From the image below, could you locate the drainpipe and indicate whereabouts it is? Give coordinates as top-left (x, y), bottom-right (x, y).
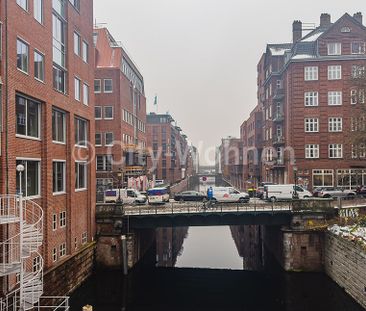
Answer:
top-left (4, 0), bottom-right (9, 194)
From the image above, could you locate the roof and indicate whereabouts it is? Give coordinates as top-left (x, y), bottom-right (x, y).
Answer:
top-left (268, 44), bottom-right (293, 56)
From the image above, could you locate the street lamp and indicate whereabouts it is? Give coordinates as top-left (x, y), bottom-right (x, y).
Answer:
top-left (117, 169), bottom-right (123, 203)
top-left (293, 166), bottom-right (299, 199)
top-left (16, 164), bottom-right (25, 196)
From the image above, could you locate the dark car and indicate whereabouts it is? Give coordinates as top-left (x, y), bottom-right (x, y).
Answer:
top-left (356, 186), bottom-right (366, 197)
top-left (174, 191), bottom-right (208, 202)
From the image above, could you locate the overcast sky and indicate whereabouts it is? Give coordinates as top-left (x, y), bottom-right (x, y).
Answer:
top-left (94, 0), bottom-right (365, 164)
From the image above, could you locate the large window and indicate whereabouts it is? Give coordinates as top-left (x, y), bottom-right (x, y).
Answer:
top-left (329, 144), bottom-right (343, 158)
top-left (305, 144), bottom-right (319, 159)
top-left (105, 132), bottom-right (114, 146)
top-left (327, 43), bottom-right (341, 55)
top-left (53, 66), bottom-right (66, 93)
top-left (104, 106), bottom-right (113, 119)
top-left (96, 155), bottom-right (113, 171)
top-left (17, 39), bottom-right (29, 73)
top-left (351, 42), bottom-right (366, 55)
top-left (52, 7), bottom-right (66, 93)
top-left (16, 159), bottom-right (40, 197)
top-left (328, 117), bottom-right (342, 132)
top-left (53, 161), bottom-right (65, 193)
top-left (304, 67), bottom-right (318, 81)
top-left (16, 0), bottom-right (28, 11)
top-left (74, 32), bottom-right (81, 56)
top-left (313, 169), bottom-right (334, 187)
top-left (16, 95), bottom-right (40, 139)
top-left (34, 0), bottom-right (43, 24)
top-left (74, 118), bottom-right (87, 146)
top-left (52, 109), bottom-right (66, 143)
top-left (74, 77), bottom-right (81, 101)
top-left (304, 118), bottom-right (319, 132)
top-left (104, 79), bottom-right (113, 93)
top-left (34, 50), bottom-right (44, 82)
top-left (328, 91), bottom-right (342, 105)
top-left (304, 92), bottom-right (319, 106)
top-left (75, 162), bottom-right (87, 190)
top-left (328, 65), bottom-right (341, 80)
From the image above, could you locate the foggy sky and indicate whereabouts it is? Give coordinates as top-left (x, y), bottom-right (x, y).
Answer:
top-left (93, 0), bottom-right (365, 164)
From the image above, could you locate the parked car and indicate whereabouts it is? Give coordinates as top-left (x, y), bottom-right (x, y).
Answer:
top-left (265, 184), bottom-right (312, 202)
top-left (104, 188), bottom-right (147, 204)
top-left (147, 187), bottom-right (170, 204)
top-left (211, 187), bottom-right (250, 203)
top-left (256, 187), bottom-right (265, 199)
top-left (356, 186), bottom-right (366, 197)
top-left (316, 187), bottom-right (356, 199)
top-left (174, 191), bottom-right (207, 202)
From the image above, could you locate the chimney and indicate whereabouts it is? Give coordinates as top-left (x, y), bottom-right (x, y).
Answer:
top-left (292, 20), bottom-right (302, 43)
top-left (354, 12), bottom-right (363, 25)
top-left (320, 13), bottom-right (331, 27)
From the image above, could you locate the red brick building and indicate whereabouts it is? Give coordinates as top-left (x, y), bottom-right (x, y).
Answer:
top-left (241, 12), bottom-right (366, 190)
top-left (0, 0), bottom-right (95, 271)
top-left (93, 27), bottom-right (147, 195)
top-left (146, 113), bottom-right (191, 185)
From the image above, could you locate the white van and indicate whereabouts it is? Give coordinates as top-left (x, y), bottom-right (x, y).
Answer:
top-left (211, 187), bottom-right (250, 203)
top-left (104, 189), bottom-right (147, 204)
top-left (265, 184), bottom-right (312, 202)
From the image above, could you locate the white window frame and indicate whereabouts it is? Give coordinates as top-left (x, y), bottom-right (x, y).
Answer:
top-left (16, 0), bottom-right (28, 11)
top-left (53, 160), bottom-right (66, 195)
top-left (304, 118), bottom-right (319, 132)
top-left (304, 67), bottom-right (318, 81)
top-left (52, 248), bottom-right (57, 262)
top-left (94, 79), bottom-right (101, 93)
top-left (52, 108), bottom-right (66, 144)
top-left (95, 106), bottom-right (102, 120)
top-left (327, 43), bottom-right (341, 56)
top-left (34, 0), bottom-right (43, 24)
top-left (74, 31), bottom-right (81, 56)
top-left (103, 106), bottom-right (114, 120)
top-left (82, 40), bottom-right (89, 63)
top-left (75, 161), bottom-right (87, 191)
top-left (328, 65), bottom-right (342, 80)
top-left (82, 232), bottom-right (87, 244)
top-left (105, 132), bottom-right (114, 146)
top-left (33, 256), bottom-right (41, 273)
top-left (305, 144), bottom-right (319, 159)
top-left (59, 211), bottom-right (66, 228)
top-left (17, 38), bottom-right (29, 74)
top-left (34, 50), bottom-right (45, 82)
top-left (304, 92), bottom-right (319, 106)
top-left (329, 144), bottom-right (343, 159)
top-left (328, 91), bottom-right (342, 106)
top-left (74, 117), bottom-right (87, 147)
top-left (103, 79), bottom-right (113, 93)
top-left (83, 83), bottom-right (89, 106)
top-left (59, 243), bottom-right (66, 258)
top-left (328, 117), bottom-right (342, 132)
top-left (52, 213), bottom-right (57, 231)
top-left (74, 77), bottom-right (81, 101)
top-left (95, 133), bottom-right (102, 146)
top-left (351, 42), bottom-right (366, 55)
top-left (16, 95), bottom-right (41, 140)
top-left (16, 158), bottom-right (41, 198)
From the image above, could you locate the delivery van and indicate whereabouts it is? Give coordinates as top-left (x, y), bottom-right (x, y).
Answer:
top-left (147, 187), bottom-right (170, 204)
top-left (265, 184), bottom-right (312, 202)
top-left (211, 187), bottom-right (250, 203)
top-left (104, 189), bottom-right (147, 204)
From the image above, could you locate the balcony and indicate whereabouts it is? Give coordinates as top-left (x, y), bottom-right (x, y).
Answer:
top-left (273, 113), bottom-right (284, 123)
top-left (273, 88), bottom-right (285, 100)
top-left (273, 136), bottom-right (285, 145)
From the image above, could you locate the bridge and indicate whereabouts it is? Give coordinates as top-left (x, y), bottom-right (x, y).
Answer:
top-left (96, 199), bottom-right (336, 229)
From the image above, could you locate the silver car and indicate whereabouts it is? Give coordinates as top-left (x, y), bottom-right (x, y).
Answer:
top-left (317, 187), bottom-right (356, 199)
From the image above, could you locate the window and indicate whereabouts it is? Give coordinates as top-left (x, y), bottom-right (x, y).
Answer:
top-left (105, 132), bottom-right (114, 146)
top-left (34, 50), bottom-right (44, 82)
top-left (327, 43), bottom-right (341, 55)
top-left (96, 155), bottom-right (113, 171)
top-left (95, 106), bottom-right (102, 120)
top-left (53, 161), bottom-right (65, 193)
top-left (352, 144), bottom-right (366, 159)
top-left (53, 0), bottom-right (66, 17)
top-left (305, 118), bottom-right (319, 132)
top-left (82, 41), bottom-right (88, 63)
top-left (74, 32), bottom-right (81, 56)
top-left (328, 117), bottom-right (342, 132)
top-left (34, 0), bottom-right (43, 23)
top-left (329, 144), bottom-right (343, 158)
top-left (83, 83), bottom-right (89, 106)
top-left (59, 243), bottom-right (66, 258)
top-left (16, 0), bottom-right (28, 10)
top-left (52, 248), bottom-right (57, 262)
top-left (304, 92), bottom-right (319, 106)
top-left (74, 118), bottom-right (87, 146)
top-left (104, 106), bottom-right (113, 119)
top-left (59, 211), bottom-right (66, 228)
top-left (17, 39), bottom-right (29, 73)
top-left (304, 67), bottom-right (318, 81)
top-left (351, 42), bottom-right (366, 55)
top-left (69, 0), bottom-right (80, 11)
top-left (351, 89), bottom-right (358, 104)
top-left (104, 79), bottom-right (113, 93)
top-left (16, 95), bottom-right (40, 139)
top-left (328, 92), bottom-right (342, 105)
top-left (33, 256), bottom-right (41, 273)
top-left (52, 109), bottom-right (66, 143)
top-left (82, 232), bottom-right (87, 245)
top-left (351, 65), bottom-right (365, 79)
top-left (52, 214), bottom-right (57, 231)
top-left (53, 11), bottom-right (66, 93)
top-left (75, 162), bottom-right (87, 190)
top-left (74, 77), bottom-right (81, 101)
top-left (53, 66), bottom-right (66, 93)
top-left (305, 144), bottom-right (319, 159)
top-left (328, 65), bottom-right (341, 80)
top-left (94, 79), bottom-right (101, 93)
top-left (95, 133), bottom-right (102, 146)
top-left (16, 159), bottom-right (40, 197)
top-left (351, 89), bottom-right (365, 104)
top-left (313, 169), bottom-right (334, 187)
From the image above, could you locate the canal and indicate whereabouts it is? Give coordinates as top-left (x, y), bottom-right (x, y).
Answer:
top-left (70, 224), bottom-right (364, 310)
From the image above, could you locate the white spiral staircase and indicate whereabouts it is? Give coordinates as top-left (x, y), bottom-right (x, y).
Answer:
top-left (0, 195), bottom-right (69, 310)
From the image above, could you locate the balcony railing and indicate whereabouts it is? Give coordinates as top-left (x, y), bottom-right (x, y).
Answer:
top-left (273, 88), bottom-right (285, 100)
top-left (273, 113), bottom-right (284, 122)
top-left (273, 136), bottom-right (285, 145)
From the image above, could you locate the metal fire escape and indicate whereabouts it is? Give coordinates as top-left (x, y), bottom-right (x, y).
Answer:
top-left (0, 192), bottom-right (70, 310)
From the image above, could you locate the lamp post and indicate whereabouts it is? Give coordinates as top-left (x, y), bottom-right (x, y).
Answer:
top-left (117, 169), bottom-right (123, 203)
top-left (293, 166), bottom-right (299, 199)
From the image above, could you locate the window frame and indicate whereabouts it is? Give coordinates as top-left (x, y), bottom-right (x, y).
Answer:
top-left (304, 66), bottom-right (318, 81)
top-left (73, 31), bottom-right (81, 56)
top-left (305, 144), bottom-right (319, 159)
top-left (53, 160), bottom-right (66, 195)
top-left (105, 132), bottom-right (114, 146)
top-left (17, 38), bottom-right (29, 74)
top-left (351, 42), bottom-right (366, 55)
top-left (75, 161), bottom-right (87, 191)
top-left (52, 108), bottom-right (66, 144)
top-left (59, 211), bottom-right (66, 228)
top-left (328, 65), bottom-right (342, 80)
top-left (74, 76), bottom-right (81, 101)
top-left (82, 40), bottom-right (89, 63)
top-left (328, 91), bottom-right (342, 106)
top-left (95, 106), bottom-right (102, 120)
top-left (304, 92), bottom-right (319, 107)
top-left (329, 144), bottom-right (343, 159)
top-left (16, 0), bottom-right (28, 11)
top-left (34, 49), bottom-right (45, 82)
top-left (103, 79), bottom-right (113, 93)
top-left (83, 83), bottom-right (89, 106)
top-left (328, 117), bottom-right (343, 132)
top-left (95, 133), bottom-right (102, 146)
top-left (94, 79), bottom-right (101, 93)
top-left (103, 106), bottom-right (114, 120)
top-left (33, 0), bottom-right (44, 24)
top-left (327, 42), bottom-right (342, 56)
top-left (304, 118), bottom-right (319, 133)
top-left (16, 158), bottom-right (41, 198)
top-left (16, 95), bottom-right (41, 140)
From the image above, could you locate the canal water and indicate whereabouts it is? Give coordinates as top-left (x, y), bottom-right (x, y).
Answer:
top-left (70, 224), bottom-right (364, 311)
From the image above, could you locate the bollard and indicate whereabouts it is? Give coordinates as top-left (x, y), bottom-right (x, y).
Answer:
top-left (82, 305), bottom-right (93, 311)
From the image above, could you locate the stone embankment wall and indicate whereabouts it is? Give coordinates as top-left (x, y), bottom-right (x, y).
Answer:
top-left (325, 233), bottom-right (366, 309)
top-left (43, 242), bottom-right (96, 296)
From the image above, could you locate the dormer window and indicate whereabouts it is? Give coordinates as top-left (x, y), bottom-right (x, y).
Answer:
top-left (351, 42), bottom-right (366, 55)
top-left (341, 27), bottom-right (351, 33)
top-left (327, 43), bottom-right (341, 56)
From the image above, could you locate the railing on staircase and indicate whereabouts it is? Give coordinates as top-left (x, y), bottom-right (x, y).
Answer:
top-left (0, 195), bottom-right (69, 311)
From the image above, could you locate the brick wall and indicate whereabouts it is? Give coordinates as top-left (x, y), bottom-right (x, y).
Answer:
top-left (325, 233), bottom-right (366, 309)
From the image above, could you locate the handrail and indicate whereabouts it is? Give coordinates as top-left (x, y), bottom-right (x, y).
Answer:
top-left (0, 195), bottom-right (20, 220)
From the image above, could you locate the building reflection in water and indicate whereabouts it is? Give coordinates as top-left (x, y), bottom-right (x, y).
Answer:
top-left (156, 227), bottom-right (189, 267)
